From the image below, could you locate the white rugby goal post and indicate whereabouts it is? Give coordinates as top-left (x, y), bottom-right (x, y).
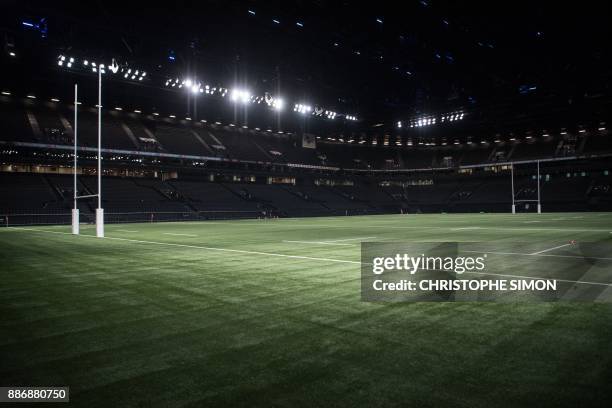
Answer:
top-left (511, 160), bottom-right (542, 214)
top-left (72, 69), bottom-right (104, 237)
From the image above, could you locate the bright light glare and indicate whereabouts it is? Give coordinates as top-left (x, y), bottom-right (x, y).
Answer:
top-left (273, 98), bottom-right (284, 111)
top-left (230, 89), bottom-right (251, 104)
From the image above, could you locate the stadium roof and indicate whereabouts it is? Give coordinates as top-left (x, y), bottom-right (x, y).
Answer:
top-left (2, 0), bottom-right (611, 134)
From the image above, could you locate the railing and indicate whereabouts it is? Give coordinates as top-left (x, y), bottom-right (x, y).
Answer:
top-left (0, 210), bottom-right (266, 226)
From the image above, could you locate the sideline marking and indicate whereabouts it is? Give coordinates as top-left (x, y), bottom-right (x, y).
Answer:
top-left (7, 227), bottom-right (360, 265)
top-left (4, 227), bottom-right (612, 288)
top-left (282, 240), bottom-right (354, 246)
top-left (163, 233), bottom-right (198, 237)
top-left (325, 236), bottom-right (376, 242)
top-left (463, 250), bottom-right (612, 261)
top-left (530, 243), bottom-right (572, 255)
top-left (114, 229), bottom-right (139, 233)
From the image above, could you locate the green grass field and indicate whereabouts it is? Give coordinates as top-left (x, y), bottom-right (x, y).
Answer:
top-left (2, 213), bottom-right (612, 407)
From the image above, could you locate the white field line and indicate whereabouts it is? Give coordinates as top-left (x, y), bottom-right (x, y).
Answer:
top-left (324, 236), bottom-right (377, 242)
top-left (175, 222), bottom-right (226, 225)
top-left (462, 250), bottom-right (612, 261)
top-left (530, 243), bottom-right (572, 255)
top-left (282, 240), bottom-right (354, 246)
top-left (523, 221), bottom-right (541, 223)
top-left (451, 227), bottom-right (482, 231)
top-left (7, 227), bottom-right (360, 265)
top-left (6, 227), bottom-right (612, 288)
top-left (366, 225), bottom-right (612, 233)
top-left (114, 229), bottom-right (139, 233)
top-left (162, 233), bottom-right (198, 237)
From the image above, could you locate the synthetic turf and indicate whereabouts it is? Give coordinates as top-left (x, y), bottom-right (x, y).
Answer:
top-left (1, 213), bottom-right (612, 407)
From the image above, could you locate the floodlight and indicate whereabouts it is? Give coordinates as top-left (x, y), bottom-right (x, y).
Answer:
top-left (230, 89), bottom-right (251, 104)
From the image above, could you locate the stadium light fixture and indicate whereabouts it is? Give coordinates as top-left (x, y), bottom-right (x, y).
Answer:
top-left (294, 103), bottom-right (312, 114)
top-left (272, 98), bottom-right (284, 111)
top-left (1, 91), bottom-right (11, 96)
top-left (51, 98), bottom-right (60, 102)
top-left (325, 110), bottom-right (337, 120)
top-left (9, 51), bottom-right (16, 57)
top-left (26, 95), bottom-right (36, 99)
top-left (230, 89), bottom-right (251, 104)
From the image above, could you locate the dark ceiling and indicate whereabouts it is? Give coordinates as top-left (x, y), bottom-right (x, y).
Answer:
top-left (1, 0), bottom-right (611, 136)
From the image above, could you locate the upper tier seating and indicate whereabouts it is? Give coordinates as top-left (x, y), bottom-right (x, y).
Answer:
top-left (1, 100), bottom-right (609, 171)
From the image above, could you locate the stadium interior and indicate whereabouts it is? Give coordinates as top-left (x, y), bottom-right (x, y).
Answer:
top-left (1, 1), bottom-right (612, 407)
top-left (1, 2), bottom-right (611, 224)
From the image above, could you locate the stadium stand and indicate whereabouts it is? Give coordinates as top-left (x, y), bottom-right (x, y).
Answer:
top-left (1, 96), bottom-right (611, 224)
